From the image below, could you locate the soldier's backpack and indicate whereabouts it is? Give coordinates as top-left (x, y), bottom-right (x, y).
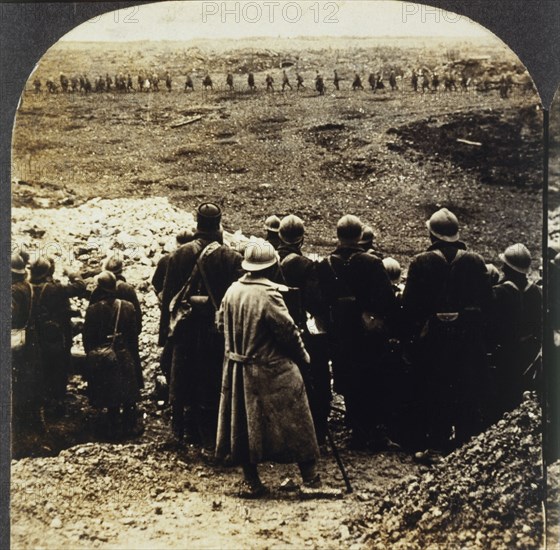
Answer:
top-left (325, 252), bottom-right (387, 336)
top-left (168, 242), bottom-right (220, 338)
top-left (36, 283), bottom-right (65, 353)
top-left (87, 299), bottom-right (122, 371)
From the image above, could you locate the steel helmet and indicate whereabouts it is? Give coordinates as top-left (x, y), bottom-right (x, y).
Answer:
top-left (279, 215), bottom-right (304, 244)
top-left (359, 225), bottom-right (375, 247)
top-left (103, 255), bottom-right (123, 275)
top-left (382, 257), bottom-right (401, 282)
top-left (96, 270), bottom-right (117, 292)
top-left (337, 215), bottom-right (363, 242)
top-left (11, 254), bottom-right (26, 275)
top-left (264, 215), bottom-right (281, 233)
top-left (500, 243), bottom-right (532, 274)
top-left (426, 208), bottom-right (459, 242)
top-left (30, 257), bottom-right (51, 282)
top-left (242, 239), bottom-right (278, 272)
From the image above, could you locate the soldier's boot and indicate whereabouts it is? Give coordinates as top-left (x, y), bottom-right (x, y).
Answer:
top-left (184, 407), bottom-right (201, 445)
top-left (299, 459), bottom-right (321, 488)
top-left (122, 403), bottom-right (144, 438)
top-left (106, 407), bottom-right (121, 440)
top-left (197, 407), bottom-right (217, 451)
top-left (239, 464), bottom-right (269, 498)
top-left (171, 404), bottom-right (185, 441)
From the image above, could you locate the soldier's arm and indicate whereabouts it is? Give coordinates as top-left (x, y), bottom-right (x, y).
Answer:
top-left (266, 289), bottom-right (310, 365)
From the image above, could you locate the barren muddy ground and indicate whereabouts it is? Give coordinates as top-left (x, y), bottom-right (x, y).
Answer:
top-left (10, 38), bottom-right (554, 549)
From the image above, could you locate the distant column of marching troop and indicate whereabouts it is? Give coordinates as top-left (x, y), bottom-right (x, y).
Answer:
top-left (12, 202), bottom-right (544, 492)
top-left (31, 67), bottom-right (523, 98)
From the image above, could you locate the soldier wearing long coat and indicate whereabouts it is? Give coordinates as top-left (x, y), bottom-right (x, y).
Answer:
top-left (277, 215), bottom-right (331, 444)
top-left (216, 241), bottom-right (320, 497)
top-left (90, 256), bottom-right (142, 335)
top-left (402, 208), bottom-right (492, 453)
top-left (316, 215), bottom-right (397, 449)
top-left (28, 258), bottom-right (87, 409)
top-left (11, 254), bottom-right (40, 427)
top-left (160, 203), bottom-right (243, 448)
top-left (487, 244), bottom-right (542, 423)
top-left (83, 272), bottom-right (143, 437)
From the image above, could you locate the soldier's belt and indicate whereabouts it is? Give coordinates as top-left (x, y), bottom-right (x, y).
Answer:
top-left (435, 312), bottom-right (459, 322)
top-left (227, 351), bottom-right (257, 364)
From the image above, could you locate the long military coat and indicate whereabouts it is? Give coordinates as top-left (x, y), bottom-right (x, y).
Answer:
top-left (215, 275), bottom-right (319, 465)
top-left (83, 294), bottom-right (143, 408)
top-left (160, 235), bottom-right (243, 412)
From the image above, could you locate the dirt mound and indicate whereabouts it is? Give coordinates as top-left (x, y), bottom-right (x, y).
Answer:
top-left (388, 107), bottom-right (542, 188)
top-left (354, 395), bottom-right (543, 549)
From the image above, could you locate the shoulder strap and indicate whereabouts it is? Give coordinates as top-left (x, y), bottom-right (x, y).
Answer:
top-left (111, 299), bottom-right (122, 348)
top-left (502, 280), bottom-right (520, 291)
top-left (196, 242), bottom-right (221, 309)
top-left (24, 282), bottom-right (34, 328)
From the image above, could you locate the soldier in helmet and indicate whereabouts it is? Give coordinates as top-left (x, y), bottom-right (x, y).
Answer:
top-left (153, 229), bottom-right (195, 390)
top-left (282, 69), bottom-right (292, 91)
top-left (11, 253), bottom-right (39, 428)
top-left (402, 208), bottom-right (492, 459)
top-left (165, 71), bottom-right (172, 92)
top-left (247, 72), bottom-right (256, 91)
top-left (316, 215), bottom-right (397, 450)
top-left (226, 73), bottom-right (234, 91)
top-left (90, 256), bottom-right (142, 335)
top-left (315, 72), bottom-right (325, 96)
top-left (352, 73), bottom-right (364, 91)
top-left (296, 72), bottom-right (305, 91)
top-left (411, 69), bottom-right (418, 93)
top-left (486, 244), bottom-right (542, 424)
top-left (160, 203), bottom-right (243, 449)
top-left (33, 77), bottom-right (42, 93)
top-left (277, 215), bottom-right (331, 444)
top-left (216, 240), bottom-right (320, 497)
top-left (389, 70), bottom-right (398, 91)
top-left (25, 257), bottom-right (87, 417)
top-left (263, 215), bottom-right (281, 250)
top-left (359, 225), bottom-right (383, 259)
top-left (185, 74), bottom-right (194, 92)
top-left (83, 271), bottom-right (143, 438)
top-left (333, 70), bottom-right (340, 91)
top-left (203, 74), bottom-right (213, 90)
top-left (265, 74), bottom-right (274, 92)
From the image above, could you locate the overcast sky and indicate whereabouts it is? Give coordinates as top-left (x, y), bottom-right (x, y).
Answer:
top-left (61, 0), bottom-right (492, 42)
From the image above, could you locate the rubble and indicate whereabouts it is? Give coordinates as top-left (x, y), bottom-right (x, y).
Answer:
top-left (356, 395), bottom-right (544, 549)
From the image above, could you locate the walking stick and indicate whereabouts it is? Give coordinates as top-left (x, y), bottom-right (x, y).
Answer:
top-left (326, 426), bottom-right (353, 494)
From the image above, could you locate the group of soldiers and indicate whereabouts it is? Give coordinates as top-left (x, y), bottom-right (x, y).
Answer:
top-left (34, 71), bottom-right (174, 94)
top-left (154, 204), bottom-right (541, 464)
top-left (11, 204), bottom-right (542, 471)
top-left (11, 252), bottom-right (144, 438)
top-left (31, 67), bottom-right (516, 98)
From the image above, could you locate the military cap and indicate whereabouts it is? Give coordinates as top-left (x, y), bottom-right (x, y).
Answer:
top-left (242, 239), bottom-right (278, 272)
top-left (197, 203), bottom-right (222, 232)
top-left (426, 208), bottom-right (459, 242)
top-left (264, 215), bottom-right (281, 233)
top-left (96, 270), bottom-right (117, 292)
top-left (279, 215), bottom-right (304, 244)
top-left (11, 254), bottom-right (26, 275)
top-left (30, 257), bottom-right (51, 282)
top-left (500, 243), bottom-right (532, 274)
top-left (337, 215), bottom-right (363, 242)
top-left (103, 255), bottom-right (123, 275)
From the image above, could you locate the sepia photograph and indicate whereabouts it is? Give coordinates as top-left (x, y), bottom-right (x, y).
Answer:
top-left (8, 1), bottom-right (550, 547)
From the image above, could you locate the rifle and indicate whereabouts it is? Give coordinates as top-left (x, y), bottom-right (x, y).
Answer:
top-left (326, 426), bottom-right (353, 494)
